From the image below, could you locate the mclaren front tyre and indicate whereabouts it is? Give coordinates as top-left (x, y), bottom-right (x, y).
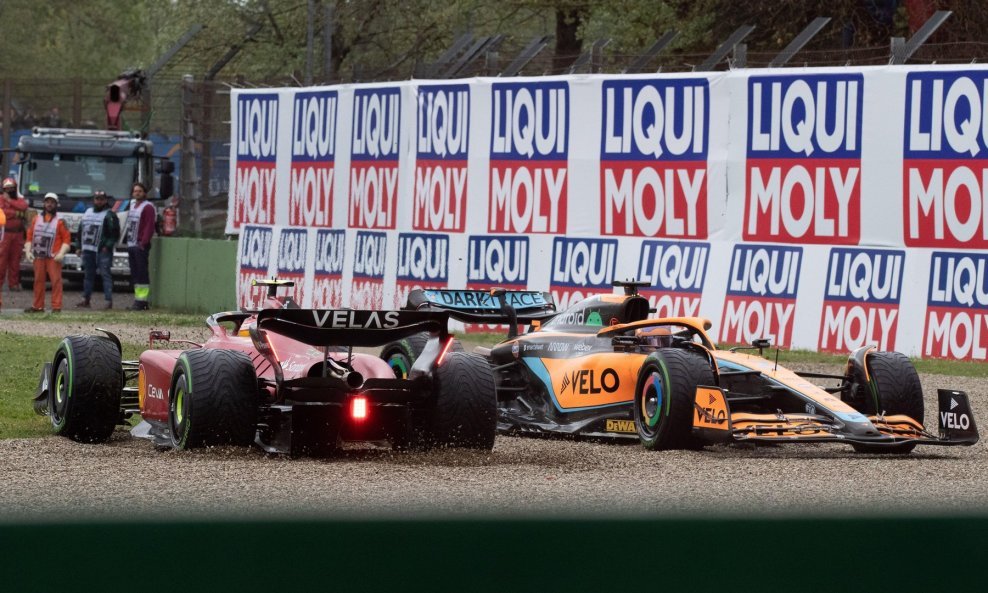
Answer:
top-left (852, 351), bottom-right (924, 455)
top-left (634, 348), bottom-right (714, 451)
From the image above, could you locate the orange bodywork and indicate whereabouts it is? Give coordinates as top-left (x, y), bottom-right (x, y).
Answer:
top-left (541, 353), bottom-right (646, 409)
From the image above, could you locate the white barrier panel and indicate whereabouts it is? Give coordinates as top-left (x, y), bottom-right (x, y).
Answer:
top-left (230, 66), bottom-right (988, 361)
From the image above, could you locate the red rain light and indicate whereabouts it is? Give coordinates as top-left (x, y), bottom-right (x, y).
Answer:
top-left (436, 337), bottom-right (455, 366)
top-left (351, 396), bottom-right (368, 421)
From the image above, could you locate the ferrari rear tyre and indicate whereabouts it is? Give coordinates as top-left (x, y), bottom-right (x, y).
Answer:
top-left (421, 352), bottom-right (497, 450)
top-left (382, 332), bottom-right (463, 379)
top-left (49, 335), bottom-right (123, 443)
top-left (634, 348), bottom-right (714, 451)
top-left (852, 351), bottom-right (924, 455)
top-left (169, 349), bottom-right (258, 450)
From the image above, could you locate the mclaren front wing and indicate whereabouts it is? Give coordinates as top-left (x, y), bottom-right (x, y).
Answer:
top-left (692, 387), bottom-right (980, 449)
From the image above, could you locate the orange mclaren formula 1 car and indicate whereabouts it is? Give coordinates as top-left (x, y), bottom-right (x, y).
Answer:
top-left (383, 281), bottom-right (979, 453)
top-left (32, 280), bottom-right (496, 456)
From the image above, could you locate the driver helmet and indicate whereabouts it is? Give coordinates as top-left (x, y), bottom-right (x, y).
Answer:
top-left (636, 326), bottom-right (673, 348)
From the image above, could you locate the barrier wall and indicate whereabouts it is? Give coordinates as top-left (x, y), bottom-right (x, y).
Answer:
top-left (229, 65), bottom-right (988, 360)
top-left (151, 237), bottom-right (237, 312)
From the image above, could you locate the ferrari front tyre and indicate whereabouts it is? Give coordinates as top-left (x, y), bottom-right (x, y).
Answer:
top-left (852, 351), bottom-right (924, 455)
top-left (169, 349), bottom-right (258, 450)
top-left (422, 352), bottom-right (497, 450)
top-left (49, 335), bottom-right (123, 443)
top-left (633, 348), bottom-right (713, 451)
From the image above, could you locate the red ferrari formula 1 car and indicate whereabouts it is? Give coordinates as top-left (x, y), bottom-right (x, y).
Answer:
top-left (33, 280), bottom-right (496, 455)
top-left (385, 282), bottom-right (979, 454)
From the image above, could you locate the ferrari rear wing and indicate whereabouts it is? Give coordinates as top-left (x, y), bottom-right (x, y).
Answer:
top-left (254, 309), bottom-right (450, 348)
top-left (403, 288), bottom-right (558, 324)
top-left (692, 386), bottom-right (979, 448)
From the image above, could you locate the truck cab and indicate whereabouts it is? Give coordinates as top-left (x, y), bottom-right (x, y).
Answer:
top-left (16, 127), bottom-right (173, 282)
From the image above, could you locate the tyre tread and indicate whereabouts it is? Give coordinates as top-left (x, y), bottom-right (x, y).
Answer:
top-left (53, 335), bottom-right (123, 443)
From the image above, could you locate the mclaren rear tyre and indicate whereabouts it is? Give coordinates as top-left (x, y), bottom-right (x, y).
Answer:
top-left (169, 349), bottom-right (259, 450)
top-left (382, 332), bottom-right (430, 379)
top-left (49, 335), bottom-right (124, 443)
top-left (421, 352), bottom-right (497, 450)
top-left (852, 351), bottom-right (924, 455)
top-left (634, 348), bottom-right (714, 451)
top-left (382, 332), bottom-right (463, 379)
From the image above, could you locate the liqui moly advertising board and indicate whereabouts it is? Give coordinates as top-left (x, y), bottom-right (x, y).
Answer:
top-left (237, 225), bottom-right (273, 309)
top-left (232, 94), bottom-right (279, 228)
top-left (924, 251), bottom-right (988, 360)
top-left (465, 235), bottom-right (529, 332)
top-left (818, 248), bottom-right (905, 353)
top-left (721, 244), bottom-right (802, 347)
top-left (290, 90), bottom-right (338, 227)
top-left (745, 74), bottom-right (863, 244)
top-left (904, 71), bottom-right (988, 249)
top-left (550, 237), bottom-right (617, 310)
top-left (311, 229), bottom-right (345, 308)
top-left (351, 230), bottom-right (387, 309)
top-left (600, 78), bottom-right (709, 238)
top-left (349, 87), bottom-right (401, 230)
top-left (489, 81), bottom-right (569, 234)
top-left (395, 232), bottom-right (449, 308)
top-left (636, 240), bottom-right (709, 317)
top-left (275, 228), bottom-right (307, 305)
top-left (415, 84), bottom-right (470, 233)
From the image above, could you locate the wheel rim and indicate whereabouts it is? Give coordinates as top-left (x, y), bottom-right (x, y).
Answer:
top-left (175, 387), bottom-right (185, 424)
top-left (52, 358), bottom-right (69, 422)
top-left (639, 371), bottom-right (664, 437)
top-left (170, 375), bottom-right (189, 443)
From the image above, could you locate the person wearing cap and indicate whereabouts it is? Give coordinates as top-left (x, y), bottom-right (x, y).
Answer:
top-left (0, 177), bottom-right (29, 295)
top-left (24, 192), bottom-right (71, 313)
top-left (123, 182), bottom-right (156, 310)
top-left (77, 190), bottom-right (120, 309)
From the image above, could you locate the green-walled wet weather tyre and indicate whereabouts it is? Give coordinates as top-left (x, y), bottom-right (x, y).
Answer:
top-left (169, 349), bottom-right (259, 450)
top-left (49, 335), bottom-right (123, 443)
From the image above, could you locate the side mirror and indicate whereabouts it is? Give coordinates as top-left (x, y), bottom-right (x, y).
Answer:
top-left (156, 160), bottom-right (175, 174)
top-left (149, 330), bottom-right (171, 348)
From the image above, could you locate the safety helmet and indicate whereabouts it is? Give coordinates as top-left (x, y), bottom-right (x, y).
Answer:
top-left (2, 177), bottom-right (15, 189)
top-left (44, 192), bottom-right (59, 206)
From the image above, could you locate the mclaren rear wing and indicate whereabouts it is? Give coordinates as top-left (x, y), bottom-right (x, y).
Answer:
top-left (402, 288), bottom-right (558, 324)
top-left (692, 386), bottom-right (979, 448)
top-left (254, 309), bottom-right (451, 348)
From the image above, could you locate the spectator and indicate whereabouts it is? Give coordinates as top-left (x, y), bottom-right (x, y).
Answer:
top-left (123, 182), bottom-right (156, 310)
top-left (76, 190), bottom-right (120, 309)
top-left (46, 106), bottom-right (63, 128)
top-left (0, 178), bottom-right (29, 295)
top-left (24, 193), bottom-right (70, 313)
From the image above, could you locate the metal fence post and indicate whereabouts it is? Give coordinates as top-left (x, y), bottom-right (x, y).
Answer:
top-left (2, 80), bottom-right (11, 174)
top-left (181, 74), bottom-right (201, 238)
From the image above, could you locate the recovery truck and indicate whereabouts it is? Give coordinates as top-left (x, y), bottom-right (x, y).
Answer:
top-left (16, 71), bottom-right (175, 284)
